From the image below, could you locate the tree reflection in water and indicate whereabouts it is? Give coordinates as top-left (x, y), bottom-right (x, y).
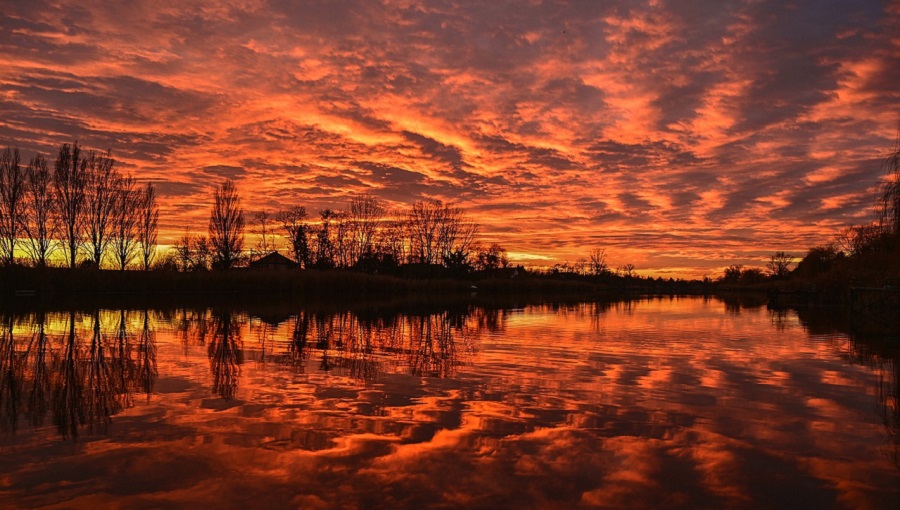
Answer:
top-left (261, 308), bottom-right (481, 380)
top-left (138, 310), bottom-right (157, 396)
top-left (126, 306), bottom-right (486, 406)
top-left (0, 310), bottom-right (157, 439)
top-left (52, 312), bottom-right (84, 438)
top-left (0, 298), bottom-right (896, 509)
top-left (27, 313), bottom-right (51, 428)
top-left (208, 310), bottom-right (242, 400)
top-left (0, 301), bottom-right (673, 440)
top-left (191, 307), bottom-right (483, 395)
top-left (794, 306), bottom-right (900, 468)
top-left (846, 337), bottom-right (899, 468)
top-left (0, 299), bottom-right (895, 465)
top-left (0, 315), bottom-right (22, 434)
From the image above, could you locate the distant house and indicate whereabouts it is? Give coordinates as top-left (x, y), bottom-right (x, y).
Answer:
top-left (248, 252), bottom-right (298, 270)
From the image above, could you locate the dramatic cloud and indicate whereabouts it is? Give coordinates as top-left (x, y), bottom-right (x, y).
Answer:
top-left (2, 0), bottom-right (898, 276)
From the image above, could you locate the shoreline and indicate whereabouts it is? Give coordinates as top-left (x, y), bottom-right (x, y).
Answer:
top-left (1, 265), bottom-right (716, 311)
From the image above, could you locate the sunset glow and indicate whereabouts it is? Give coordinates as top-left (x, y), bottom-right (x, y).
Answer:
top-left (2, 0), bottom-right (899, 277)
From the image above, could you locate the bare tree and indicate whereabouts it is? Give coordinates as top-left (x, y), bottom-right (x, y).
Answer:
top-left (574, 258), bottom-right (588, 275)
top-left (208, 179), bottom-right (244, 269)
top-left (589, 248), bottom-right (608, 276)
top-left (276, 206), bottom-right (310, 267)
top-left (766, 251), bottom-right (793, 279)
top-left (332, 210), bottom-right (351, 267)
top-left (377, 216), bottom-right (408, 265)
top-left (475, 243), bottom-right (508, 271)
top-left (252, 209), bottom-right (274, 260)
top-left (878, 121), bottom-right (900, 235)
top-left (313, 209), bottom-right (337, 268)
top-left (438, 206), bottom-right (478, 266)
top-left (407, 200), bottom-right (478, 266)
top-left (195, 236), bottom-right (211, 270)
top-left (348, 194), bottom-right (385, 264)
top-left (21, 154), bottom-right (57, 267)
top-left (110, 175), bottom-right (141, 270)
top-left (138, 183), bottom-right (159, 270)
top-left (83, 149), bottom-right (119, 267)
top-left (173, 232), bottom-right (211, 271)
top-left (836, 224), bottom-right (885, 255)
top-left (620, 263), bottom-right (637, 278)
top-left (407, 200), bottom-right (441, 264)
top-left (0, 147), bottom-right (25, 265)
top-left (53, 142), bottom-right (88, 268)
top-left (172, 233), bottom-right (193, 271)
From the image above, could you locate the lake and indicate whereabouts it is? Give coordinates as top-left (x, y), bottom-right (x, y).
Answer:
top-left (1, 296), bottom-right (897, 509)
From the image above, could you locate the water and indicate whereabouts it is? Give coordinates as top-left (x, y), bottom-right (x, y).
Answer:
top-left (1, 297), bottom-right (897, 509)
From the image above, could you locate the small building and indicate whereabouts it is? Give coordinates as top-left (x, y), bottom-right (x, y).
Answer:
top-left (248, 252), bottom-right (298, 270)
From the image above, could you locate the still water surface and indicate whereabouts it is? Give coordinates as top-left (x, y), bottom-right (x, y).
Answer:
top-left (1, 297), bottom-right (898, 509)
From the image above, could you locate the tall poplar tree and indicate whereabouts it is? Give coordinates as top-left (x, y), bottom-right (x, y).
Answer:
top-left (208, 179), bottom-right (244, 269)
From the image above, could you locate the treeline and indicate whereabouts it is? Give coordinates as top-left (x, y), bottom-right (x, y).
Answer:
top-left (174, 180), bottom-right (487, 273)
top-left (180, 184), bottom-right (641, 279)
top-left (2, 141), bottom-right (630, 279)
top-left (719, 126), bottom-right (900, 288)
top-left (0, 143), bottom-right (159, 270)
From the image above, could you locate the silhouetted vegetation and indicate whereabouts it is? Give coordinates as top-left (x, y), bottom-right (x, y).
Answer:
top-left (791, 306), bottom-right (900, 466)
top-left (1, 142), bottom-right (159, 271)
top-left (2, 141), bottom-right (717, 301)
top-left (5, 128), bottom-right (895, 305)
top-left (208, 179), bottom-right (245, 270)
top-left (784, 127), bottom-right (900, 293)
top-left (716, 124), bottom-right (900, 303)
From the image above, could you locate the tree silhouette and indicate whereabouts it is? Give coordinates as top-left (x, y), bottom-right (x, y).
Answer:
top-left (878, 122), bottom-right (900, 235)
top-left (348, 193), bottom-right (385, 264)
top-left (208, 179), bottom-right (245, 270)
top-left (437, 204), bottom-right (477, 265)
top-left (277, 205), bottom-right (310, 267)
top-left (252, 209), bottom-right (274, 259)
top-left (174, 232), bottom-right (211, 271)
top-left (407, 200), bottom-right (442, 265)
top-left (721, 264), bottom-right (744, 283)
top-left (475, 243), bottom-right (508, 271)
top-left (138, 183), bottom-right (159, 270)
top-left (766, 251), bottom-right (793, 279)
top-left (110, 175), bottom-right (141, 270)
top-left (84, 150), bottom-right (119, 267)
top-left (314, 208), bottom-right (337, 268)
top-left (53, 143), bottom-right (88, 269)
top-left (331, 209), bottom-right (351, 267)
top-left (589, 248), bottom-right (608, 276)
top-left (378, 217), bottom-right (408, 265)
top-left (795, 244), bottom-right (843, 278)
top-left (0, 147), bottom-right (25, 265)
top-left (21, 154), bottom-right (57, 267)
top-left (407, 200), bottom-right (477, 265)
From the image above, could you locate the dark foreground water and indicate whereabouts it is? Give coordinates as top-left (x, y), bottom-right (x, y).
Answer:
top-left (0, 297), bottom-right (897, 509)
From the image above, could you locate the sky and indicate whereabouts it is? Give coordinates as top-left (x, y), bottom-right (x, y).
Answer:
top-left (2, 0), bottom-right (899, 278)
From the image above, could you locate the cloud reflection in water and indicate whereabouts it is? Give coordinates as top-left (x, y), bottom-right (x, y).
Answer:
top-left (0, 298), bottom-right (897, 508)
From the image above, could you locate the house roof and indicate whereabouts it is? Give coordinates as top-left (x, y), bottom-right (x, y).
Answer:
top-left (249, 252), bottom-right (297, 267)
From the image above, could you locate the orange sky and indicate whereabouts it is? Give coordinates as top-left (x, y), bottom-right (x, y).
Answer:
top-left (2, 0), bottom-right (899, 278)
